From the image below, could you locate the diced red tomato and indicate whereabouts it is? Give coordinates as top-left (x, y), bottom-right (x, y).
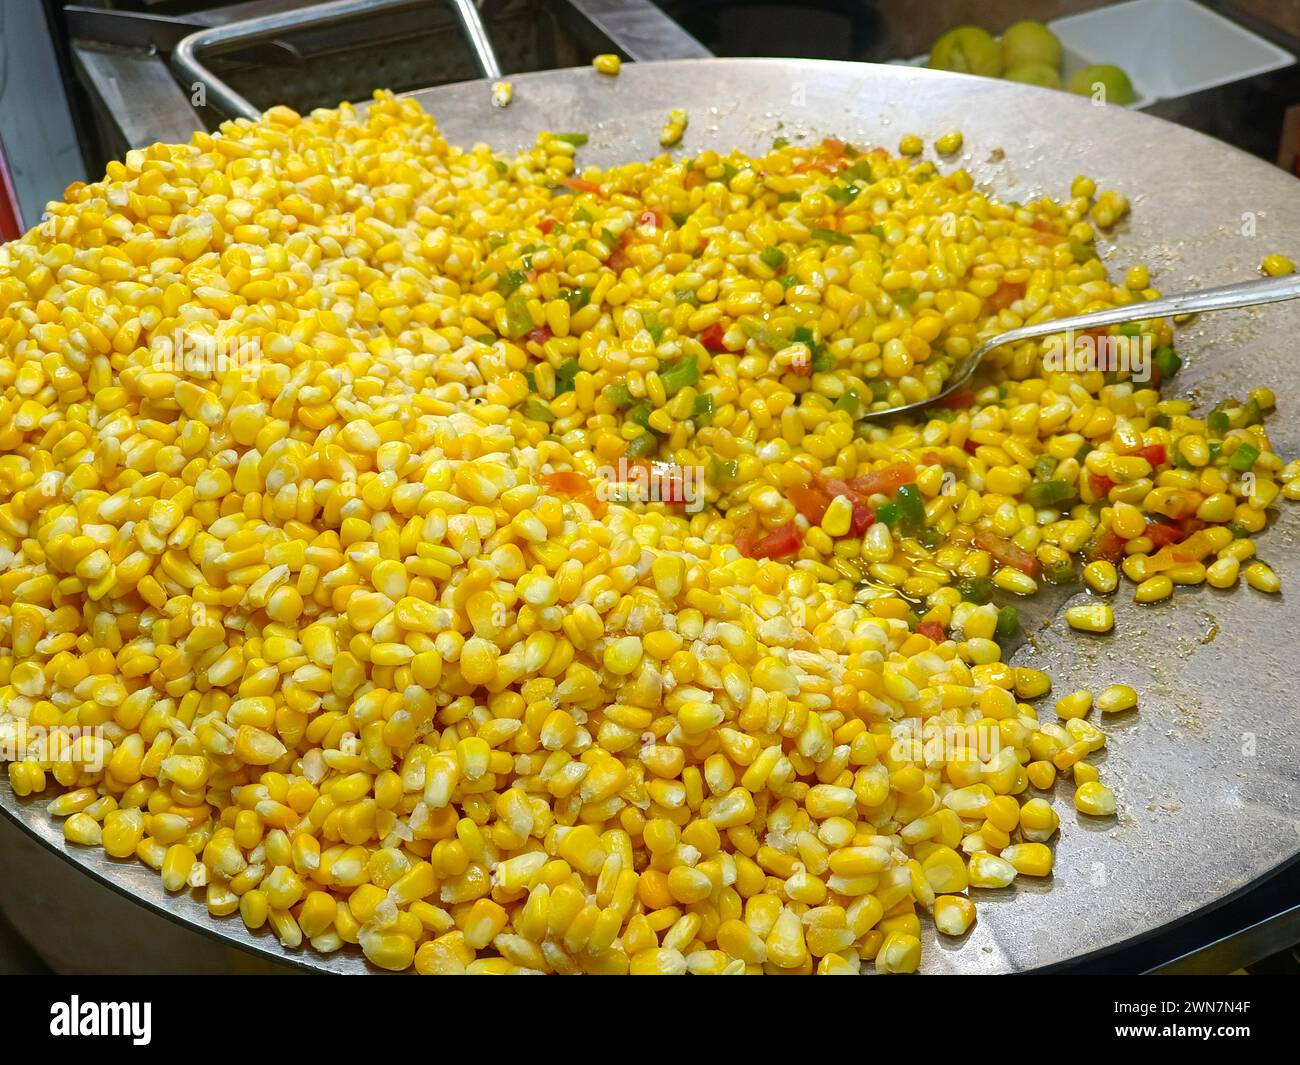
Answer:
top-left (539, 217), bottom-right (557, 235)
top-left (916, 620), bottom-right (946, 644)
top-left (658, 473), bottom-right (689, 506)
top-left (936, 388), bottom-right (977, 410)
top-left (562, 176), bottom-right (604, 196)
top-left (790, 479), bottom-right (875, 538)
top-left (792, 137), bottom-right (851, 174)
top-left (963, 439), bottom-right (980, 455)
top-left (788, 484), bottom-right (832, 524)
top-left (1145, 547), bottom-right (1179, 572)
top-left (1171, 525), bottom-right (1214, 564)
top-left (699, 322), bottom-right (729, 353)
top-left (528, 326), bottom-right (552, 345)
top-left (847, 463), bottom-right (915, 499)
top-left (1089, 472), bottom-right (1116, 497)
top-left (747, 521), bottom-right (802, 560)
top-left (850, 504), bottom-right (875, 537)
top-left (543, 471), bottom-right (589, 495)
top-left (988, 281), bottom-right (1026, 311)
top-left (616, 460), bottom-right (691, 506)
top-left (799, 466), bottom-right (906, 532)
top-left (1147, 525), bottom-right (1204, 571)
top-left (1139, 444), bottom-right (1167, 468)
top-left (921, 451), bottom-right (946, 467)
top-left (606, 229), bottom-right (633, 272)
top-left (1089, 529), bottom-right (1126, 563)
top-left (974, 529), bottom-right (1040, 578)
top-left (1029, 218), bottom-right (1061, 246)
top-left (1145, 521), bottom-right (1184, 548)
top-left (542, 471), bottom-right (605, 516)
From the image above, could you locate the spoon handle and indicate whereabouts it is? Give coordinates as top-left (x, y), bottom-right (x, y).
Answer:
top-left (978, 272), bottom-right (1300, 354)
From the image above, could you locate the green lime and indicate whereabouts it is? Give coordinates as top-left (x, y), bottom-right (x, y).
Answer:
top-left (929, 26), bottom-right (1003, 78)
top-left (1066, 64), bottom-right (1137, 106)
top-left (1004, 63), bottom-right (1062, 89)
top-left (1001, 20), bottom-right (1062, 71)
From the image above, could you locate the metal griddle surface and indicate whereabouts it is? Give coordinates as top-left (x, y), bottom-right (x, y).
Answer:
top-left (3, 59), bottom-right (1299, 974)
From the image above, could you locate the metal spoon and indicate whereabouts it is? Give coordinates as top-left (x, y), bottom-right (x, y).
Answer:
top-left (861, 272), bottom-right (1300, 420)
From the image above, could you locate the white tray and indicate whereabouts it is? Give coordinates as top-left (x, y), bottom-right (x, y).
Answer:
top-left (1053, 0), bottom-right (1295, 99)
top-left (902, 0), bottom-right (1294, 108)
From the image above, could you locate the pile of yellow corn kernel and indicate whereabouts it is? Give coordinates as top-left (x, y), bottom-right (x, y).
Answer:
top-left (1, 91), bottom-right (1296, 975)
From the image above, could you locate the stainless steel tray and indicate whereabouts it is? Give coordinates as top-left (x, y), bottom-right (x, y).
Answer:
top-left (3, 58), bottom-right (1300, 974)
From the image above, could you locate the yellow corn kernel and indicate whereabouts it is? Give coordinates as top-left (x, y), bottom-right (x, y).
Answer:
top-left (659, 109), bottom-right (687, 147)
top-left (558, 825), bottom-right (607, 877)
top-left (161, 844), bottom-right (197, 891)
top-left (1064, 602), bottom-right (1113, 633)
top-left (464, 898), bottom-right (510, 949)
top-left (102, 809), bottom-right (145, 858)
top-left (1074, 781), bottom-right (1117, 816)
top-left (1019, 797), bottom-right (1059, 841)
top-left (1261, 254), bottom-right (1294, 276)
top-left (821, 495), bottom-right (854, 538)
top-left (1026, 760), bottom-right (1056, 789)
top-left (1096, 683), bottom-right (1138, 713)
top-left (667, 866), bottom-right (713, 905)
top-left (1134, 575), bottom-right (1173, 603)
top-left (717, 919), bottom-right (767, 964)
top-left (1055, 690), bottom-right (1092, 720)
top-left (875, 931), bottom-right (921, 973)
top-left (602, 636), bottom-right (643, 676)
top-left (934, 131), bottom-right (963, 154)
top-left (1082, 560), bottom-right (1118, 594)
top-left (1244, 561), bottom-right (1280, 594)
top-left (967, 851), bottom-right (1017, 889)
top-left (993, 566), bottom-right (1038, 596)
top-left (1206, 556), bottom-right (1239, 589)
top-left (359, 928), bottom-right (416, 971)
top-left (933, 895), bottom-right (975, 936)
top-left (629, 947), bottom-right (689, 976)
top-left (63, 812), bottom-right (103, 846)
top-left (765, 908), bottom-right (807, 969)
top-left (921, 846), bottom-right (968, 894)
top-left (1001, 842), bottom-right (1053, 877)
top-left (1013, 668), bottom-right (1052, 700)
top-left (240, 890), bottom-right (270, 931)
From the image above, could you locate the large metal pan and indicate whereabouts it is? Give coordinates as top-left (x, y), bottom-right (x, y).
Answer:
top-left (3, 59), bottom-right (1299, 975)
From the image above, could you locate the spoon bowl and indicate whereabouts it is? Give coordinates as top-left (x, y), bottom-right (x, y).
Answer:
top-left (861, 272), bottom-right (1300, 420)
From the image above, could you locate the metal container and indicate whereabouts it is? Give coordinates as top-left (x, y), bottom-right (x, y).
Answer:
top-left (3, 51), bottom-right (1300, 974)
